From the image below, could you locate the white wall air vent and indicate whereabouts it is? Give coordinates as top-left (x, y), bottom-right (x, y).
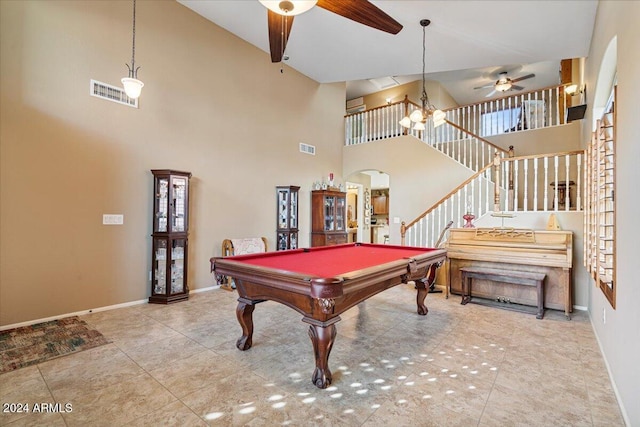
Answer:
top-left (299, 143), bottom-right (316, 155)
top-left (346, 97), bottom-right (364, 110)
top-left (90, 79), bottom-right (138, 108)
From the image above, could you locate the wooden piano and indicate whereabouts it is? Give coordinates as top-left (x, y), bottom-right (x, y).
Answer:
top-left (446, 228), bottom-right (573, 319)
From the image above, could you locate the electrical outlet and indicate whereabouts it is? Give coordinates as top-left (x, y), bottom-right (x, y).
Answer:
top-left (103, 214), bottom-right (124, 225)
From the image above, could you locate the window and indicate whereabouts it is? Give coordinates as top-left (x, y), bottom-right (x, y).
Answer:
top-left (585, 86), bottom-right (616, 308)
top-left (480, 107), bottom-right (521, 136)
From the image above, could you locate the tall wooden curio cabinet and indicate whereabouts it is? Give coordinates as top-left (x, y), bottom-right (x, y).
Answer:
top-left (150, 170), bottom-right (191, 304)
top-left (276, 186), bottom-right (300, 250)
top-left (311, 189), bottom-right (347, 247)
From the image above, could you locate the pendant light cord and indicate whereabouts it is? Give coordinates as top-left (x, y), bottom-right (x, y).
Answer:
top-left (129, 0), bottom-right (138, 78)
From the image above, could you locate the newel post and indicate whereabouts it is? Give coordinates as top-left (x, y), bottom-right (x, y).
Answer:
top-left (493, 152), bottom-right (501, 212)
top-left (507, 145), bottom-right (515, 210)
top-left (400, 221), bottom-right (407, 246)
top-left (402, 95), bottom-right (409, 135)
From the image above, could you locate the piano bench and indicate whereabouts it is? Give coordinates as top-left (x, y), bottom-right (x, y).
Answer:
top-left (460, 267), bottom-right (546, 319)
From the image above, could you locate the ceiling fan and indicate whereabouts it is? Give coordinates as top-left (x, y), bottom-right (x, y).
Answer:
top-left (474, 71), bottom-right (535, 97)
top-left (259, 0), bottom-right (402, 63)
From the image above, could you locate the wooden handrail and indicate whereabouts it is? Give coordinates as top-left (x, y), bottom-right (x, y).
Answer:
top-left (501, 149), bottom-right (585, 162)
top-left (401, 162), bottom-right (493, 232)
top-left (443, 119), bottom-right (507, 155)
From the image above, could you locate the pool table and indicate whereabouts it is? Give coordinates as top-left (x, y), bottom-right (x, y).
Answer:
top-left (210, 242), bottom-right (446, 389)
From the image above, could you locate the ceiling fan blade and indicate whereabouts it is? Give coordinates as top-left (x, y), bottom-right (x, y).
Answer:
top-left (317, 0), bottom-right (402, 34)
top-left (267, 9), bottom-right (294, 63)
top-left (511, 73), bottom-right (535, 83)
top-left (485, 90), bottom-right (497, 98)
top-left (511, 85), bottom-right (525, 91)
top-left (474, 84), bottom-right (495, 90)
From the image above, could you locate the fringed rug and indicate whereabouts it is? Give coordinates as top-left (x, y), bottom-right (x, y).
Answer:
top-left (0, 316), bottom-right (110, 374)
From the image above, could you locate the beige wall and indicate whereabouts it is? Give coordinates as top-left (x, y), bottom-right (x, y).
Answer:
top-left (360, 80), bottom-right (459, 111)
top-left (343, 136), bottom-right (473, 243)
top-left (581, 2), bottom-right (640, 425)
top-left (488, 121), bottom-right (581, 156)
top-left (0, 1), bottom-right (345, 325)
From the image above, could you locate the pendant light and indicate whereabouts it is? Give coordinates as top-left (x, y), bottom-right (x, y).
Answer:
top-left (400, 19), bottom-right (445, 130)
top-left (121, 0), bottom-right (144, 99)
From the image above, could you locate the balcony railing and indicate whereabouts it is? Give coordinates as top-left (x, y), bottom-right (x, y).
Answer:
top-left (345, 84), bottom-right (568, 146)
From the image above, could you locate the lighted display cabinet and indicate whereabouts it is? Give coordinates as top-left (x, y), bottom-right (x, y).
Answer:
top-left (276, 186), bottom-right (300, 250)
top-left (311, 189), bottom-right (347, 247)
top-left (150, 169), bottom-right (191, 304)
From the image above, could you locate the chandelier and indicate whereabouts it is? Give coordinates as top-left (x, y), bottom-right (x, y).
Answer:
top-left (400, 19), bottom-right (445, 131)
top-left (121, 0), bottom-right (144, 99)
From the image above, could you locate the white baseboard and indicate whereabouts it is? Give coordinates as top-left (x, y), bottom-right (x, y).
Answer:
top-left (588, 311), bottom-right (631, 426)
top-left (0, 298), bottom-right (147, 331)
top-left (0, 286), bottom-right (223, 331)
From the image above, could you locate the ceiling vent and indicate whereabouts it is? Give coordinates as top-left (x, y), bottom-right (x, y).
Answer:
top-left (299, 143), bottom-right (316, 155)
top-left (368, 76), bottom-right (400, 90)
top-left (90, 79), bottom-right (138, 108)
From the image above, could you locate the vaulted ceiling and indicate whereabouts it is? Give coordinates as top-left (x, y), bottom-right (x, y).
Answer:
top-left (178, 0), bottom-right (598, 105)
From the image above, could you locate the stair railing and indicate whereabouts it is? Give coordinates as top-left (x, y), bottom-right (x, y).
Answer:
top-left (401, 150), bottom-right (585, 247)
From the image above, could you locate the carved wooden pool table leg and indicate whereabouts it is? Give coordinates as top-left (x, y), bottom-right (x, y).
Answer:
top-left (236, 297), bottom-right (256, 351)
top-left (415, 278), bottom-right (429, 315)
top-left (305, 318), bottom-right (339, 389)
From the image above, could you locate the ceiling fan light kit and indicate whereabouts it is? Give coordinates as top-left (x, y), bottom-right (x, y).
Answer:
top-left (260, 0), bottom-right (402, 63)
top-left (400, 19), bottom-right (445, 131)
top-left (259, 0), bottom-right (317, 16)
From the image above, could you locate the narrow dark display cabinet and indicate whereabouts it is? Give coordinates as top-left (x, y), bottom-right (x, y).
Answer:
top-left (150, 169), bottom-right (191, 304)
top-left (276, 186), bottom-right (300, 250)
top-left (311, 189), bottom-right (347, 247)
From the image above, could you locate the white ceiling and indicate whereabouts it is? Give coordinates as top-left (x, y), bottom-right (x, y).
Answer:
top-left (177, 0), bottom-right (598, 105)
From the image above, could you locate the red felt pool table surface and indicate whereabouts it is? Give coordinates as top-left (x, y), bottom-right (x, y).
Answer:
top-left (227, 243), bottom-right (439, 277)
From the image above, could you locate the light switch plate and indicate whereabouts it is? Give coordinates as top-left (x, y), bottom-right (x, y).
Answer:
top-left (103, 214), bottom-right (124, 225)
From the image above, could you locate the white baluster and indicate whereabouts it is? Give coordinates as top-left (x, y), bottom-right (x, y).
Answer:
top-left (543, 156), bottom-right (549, 211)
top-left (576, 152), bottom-right (582, 210)
top-left (533, 157), bottom-right (539, 211)
top-left (554, 155), bottom-right (559, 211)
top-left (565, 154), bottom-right (570, 211)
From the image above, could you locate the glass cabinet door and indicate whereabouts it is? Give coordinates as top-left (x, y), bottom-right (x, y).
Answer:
top-left (153, 238), bottom-right (168, 295)
top-left (171, 176), bottom-right (188, 232)
top-left (324, 196), bottom-right (335, 231)
top-left (278, 189), bottom-right (289, 229)
top-left (170, 238), bottom-right (186, 294)
top-left (335, 196), bottom-right (345, 231)
top-left (155, 178), bottom-right (169, 232)
top-left (290, 191), bottom-right (298, 229)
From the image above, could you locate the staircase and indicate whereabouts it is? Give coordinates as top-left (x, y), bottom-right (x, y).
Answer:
top-left (344, 84), bottom-right (584, 247)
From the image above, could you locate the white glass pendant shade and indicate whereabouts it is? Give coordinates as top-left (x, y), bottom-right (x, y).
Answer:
top-left (259, 0), bottom-right (317, 15)
top-left (413, 121), bottom-right (426, 131)
top-left (122, 77), bottom-right (144, 99)
top-left (409, 109), bottom-right (424, 122)
top-left (432, 109), bottom-right (446, 127)
top-left (399, 116), bottom-right (412, 128)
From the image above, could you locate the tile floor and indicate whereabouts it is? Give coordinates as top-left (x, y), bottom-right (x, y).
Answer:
top-left (0, 285), bottom-right (625, 426)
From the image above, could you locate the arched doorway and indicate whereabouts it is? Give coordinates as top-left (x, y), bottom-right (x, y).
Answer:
top-left (345, 170), bottom-right (390, 243)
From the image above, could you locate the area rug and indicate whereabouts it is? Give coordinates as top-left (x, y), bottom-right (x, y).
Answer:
top-left (0, 316), bottom-right (110, 374)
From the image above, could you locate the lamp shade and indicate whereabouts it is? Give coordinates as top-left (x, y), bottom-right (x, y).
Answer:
top-left (409, 109), bottom-right (424, 122)
top-left (399, 116), bottom-right (412, 128)
top-left (413, 121), bottom-right (426, 131)
top-left (259, 1), bottom-right (317, 15)
top-left (122, 77), bottom-right (144, 99)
